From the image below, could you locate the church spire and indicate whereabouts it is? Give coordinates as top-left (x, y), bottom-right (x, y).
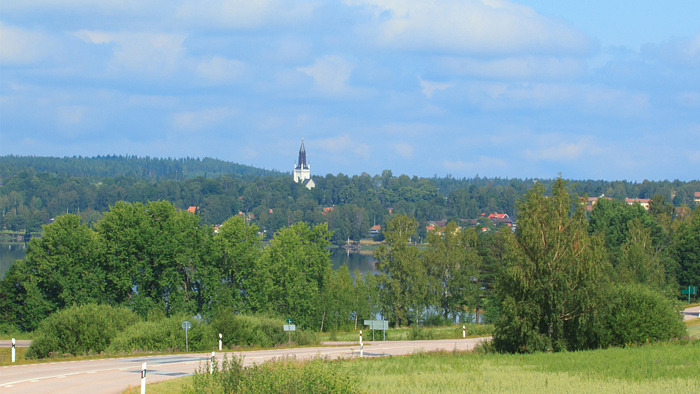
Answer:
top-left (296, 138), bottom-right (308, 170)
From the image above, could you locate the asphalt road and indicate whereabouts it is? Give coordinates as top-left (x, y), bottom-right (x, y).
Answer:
top-left (0, 337), bottom-right (488, 393)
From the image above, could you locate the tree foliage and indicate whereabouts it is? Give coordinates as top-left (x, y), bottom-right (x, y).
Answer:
top-left (494, 178), bottom-right (607, 352)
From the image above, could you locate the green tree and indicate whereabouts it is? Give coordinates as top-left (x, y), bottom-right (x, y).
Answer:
top-left (374, 214), bottom-right (426, 327)
top-left (423, 221), bottom-right (480, 321)
top-left (208, 216), bottom-right (262, 312)
top-left (494, 178), bottom-right (606, 353)
top-left (263, 222), bottom-right (332, 329)
top-left (25, 214), bottom-right (105, 310)
top-left (670, 208), bottom-right (700, 289)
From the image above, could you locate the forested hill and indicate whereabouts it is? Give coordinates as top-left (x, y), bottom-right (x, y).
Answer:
top-left (0, 155), bottom-right (283, 180)
top-left (0, 155), bottom-right (698, 241)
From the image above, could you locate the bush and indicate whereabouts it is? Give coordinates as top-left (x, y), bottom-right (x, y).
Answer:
top-left (188, 355), bottom-right (359, 393)
top-left (211, 310), bottom-right (318, 348)
top-left (26, 304), bottom-right (140, 358)
top-left (108, 315), bottom-right (215, 353)
top-left (596, 284), bottom-right (686, 347)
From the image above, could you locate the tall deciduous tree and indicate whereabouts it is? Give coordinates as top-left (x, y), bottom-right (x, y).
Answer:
top-left (26, 214), bottom-right (104, 309)
top-left (494, 178), bottom-right (606, 353)
top-left (423, 221), bottom-right (481, 321)
top-left (263, 222), bottom-right (332, 329)
top-left (374, 214), bottom-right (426, 327)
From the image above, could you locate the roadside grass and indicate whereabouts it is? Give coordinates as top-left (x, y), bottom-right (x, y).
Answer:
top-left (346, 341), bottom-right (700, 393)
top-left (134, 340), bottom-right (700, 393)
top-left (321, 324), bottom-right (492, 342)
top-left (0, 347), bottom-right (28, 364)
top-left (123, 376), bottom-right (193, 394)
top-left (686, 318), bottom-right (700, 339)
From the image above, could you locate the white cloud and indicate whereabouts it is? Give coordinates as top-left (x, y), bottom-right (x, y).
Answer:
top-left (524, 137), bottom-right (600, 162)
top-left (196, 56), bottom-right (246, 83)
top-left (298, 55), bottom-right (356, 96)
top-left (317, 135), bottom-right (370, 160)
top-left (0, 23), bottom-right (56, 65)
top-left (420, 78), bottom-right (452, 98)
top-left (171, 107), bottom-right (237, 132)
top-left (393, 142), bottom-right (414, 159)
top-left (345, 0), bottom-right (591, 55)
top-left (442, 156), bottom-right (507, 171)
top-left (76, 30), bottom-right (186, 77)
top-left (438, 56), bottom-right (586, 80)
top-left (175, 0), bottom-right (316, 29)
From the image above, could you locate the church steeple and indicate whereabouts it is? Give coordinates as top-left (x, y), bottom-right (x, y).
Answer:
top-left (296, 138), bottom-right (308, 170)
top-left (293, 138), bottom-right (314, 189)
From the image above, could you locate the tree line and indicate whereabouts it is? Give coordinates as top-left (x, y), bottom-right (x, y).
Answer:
top-left (1, 156), bottom-right (698, 248)
top-left (2, 178), bottom-right (697, 354)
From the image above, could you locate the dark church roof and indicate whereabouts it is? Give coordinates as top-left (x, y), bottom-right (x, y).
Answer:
top-left (295, 139), bottom-right (308, 170)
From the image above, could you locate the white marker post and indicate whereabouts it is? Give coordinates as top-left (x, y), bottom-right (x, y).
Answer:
top-left (11, 338), bottom-right (16, 363)
top-left (210, 352), bottom-right (215, 374)
top-left (359, 330), bottom-right (363, 357)
top-left (219, 333), bottom-right (222, 351)
top-left (140, 362), bottom-right (147, 394)
top-left (463, 326), bottom-right (466, 338)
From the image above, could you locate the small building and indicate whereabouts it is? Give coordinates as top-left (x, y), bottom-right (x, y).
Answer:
top-left (695, 191), bottom-right (700, 205)
top-left (369, 224), bottom-right (381, 236)
top-left (187, 206), bottom-right (199, 214)
top-left (625, 198), bottom-right (651, 210)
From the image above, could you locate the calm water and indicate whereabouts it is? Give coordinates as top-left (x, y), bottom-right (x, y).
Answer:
top-left (0, 244), bottom-right (376, 279)
top-left (329, 248), bottom-right (378, 276)
top-left (0, 243), bottom-right (26, 278)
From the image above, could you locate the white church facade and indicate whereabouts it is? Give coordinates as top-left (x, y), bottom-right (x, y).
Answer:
top-left (293, 139), bottom-right (315, 189)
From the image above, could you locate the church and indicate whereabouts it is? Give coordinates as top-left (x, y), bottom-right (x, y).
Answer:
top-left (293, 139), bottom-right (315, 189)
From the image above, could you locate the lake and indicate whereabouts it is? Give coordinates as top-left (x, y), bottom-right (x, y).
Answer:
top-left (0, 243), bottom-right (26, 278)
top-left (0, 244), bottom-right (377, 279)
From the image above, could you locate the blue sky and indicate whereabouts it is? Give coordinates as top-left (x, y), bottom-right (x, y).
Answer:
top-left (1, 1), bottom-right (699, 181)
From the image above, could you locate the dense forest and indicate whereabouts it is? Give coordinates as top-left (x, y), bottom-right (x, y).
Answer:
top-left (1, 156), bottom-right (698, 246)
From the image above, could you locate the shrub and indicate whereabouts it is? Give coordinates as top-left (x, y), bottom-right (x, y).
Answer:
top-left (596, 284), bottom-right (686, 347)
top-left (211, 310), bottom-right (318, 348)
top-left (108, 315), bottom-right (215, 353)
top-left (188, 355), bottom-right (359, 393)
top-left (26, 304), bottom-right (140, 358)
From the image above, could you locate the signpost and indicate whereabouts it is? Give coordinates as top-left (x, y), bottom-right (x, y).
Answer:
top-left (283, 319), bottom-right (295, 346)
top-left (182, 320), bottom-right (191, 352)
top-left (363, 320), bottom-right (389, 341)
top-left (681, 286), bottom-right (697, 303)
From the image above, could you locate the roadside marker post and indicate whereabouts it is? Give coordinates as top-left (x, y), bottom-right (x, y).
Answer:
top-left (360, 330), bottom-right (363, 357)
top-left (11, 338), bottom-right (16, 363)
top-left (463, 326), bottom-right (466, 338)
top-left (219, 333), bottom-right (222, 351)
top-left (140, 362), bottom-right (147, 394)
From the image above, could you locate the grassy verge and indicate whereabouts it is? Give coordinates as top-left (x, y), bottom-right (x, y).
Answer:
top-left (686, 318), bottom-right (700, 339)
top-left (0, 347), bottom-right (28, 365)
top-left (123, 376), bottom-right (193, 394)
top-left (139, 340), bottom-right (699, 393)
top-left (341, 340), bottom-right (700, 393)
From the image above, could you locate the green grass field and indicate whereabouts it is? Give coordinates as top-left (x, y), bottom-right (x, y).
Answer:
top-left (133, 340), bottom-right (699, 393)
top-left (320, 324), bottom-right (492, 342)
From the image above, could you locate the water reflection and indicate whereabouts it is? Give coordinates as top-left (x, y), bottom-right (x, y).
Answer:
top-left (0, 243), bottom-right (26, 278)
top-left (329, 248), bottom-right (378, 276)
top-left (1, 244), bottom-right (377, 279)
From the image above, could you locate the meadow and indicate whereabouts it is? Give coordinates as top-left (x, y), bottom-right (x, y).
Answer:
top-left (130, 339), bottom-right (699, 393)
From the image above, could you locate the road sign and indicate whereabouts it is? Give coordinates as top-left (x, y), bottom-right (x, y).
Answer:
top-left (681, 286), bottom-right (697, 295)
top-left (182, 320), bottom-right (192, 352)
top-left (364, 320), bottom-right (388, 330)
top-left (286, 318), bottom-right (293, 324)
top-left (283, 324), bottom-right (296, 331)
